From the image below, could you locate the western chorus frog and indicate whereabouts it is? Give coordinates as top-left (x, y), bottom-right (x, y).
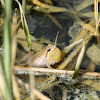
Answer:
top-left (26, 44), bottom-right (61, 68)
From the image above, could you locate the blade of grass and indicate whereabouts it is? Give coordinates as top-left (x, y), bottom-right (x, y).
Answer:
top-left (22, 0), bottom-right (26, 13)
top-left (4, 0), bottom-right (12, 97)
top-left (72, 42), bottom-right (86, 79)
top-left (0, 55), bottom-right (12, 100)
top-left (15, 0), bottom-right (33, 51)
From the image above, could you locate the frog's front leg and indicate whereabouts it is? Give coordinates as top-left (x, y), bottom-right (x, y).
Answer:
top-left (46, 62), bottom-right (52, 69)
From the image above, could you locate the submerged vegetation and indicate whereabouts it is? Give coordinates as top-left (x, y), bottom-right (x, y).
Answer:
top-left (0, 0), bottom-right (100, 100)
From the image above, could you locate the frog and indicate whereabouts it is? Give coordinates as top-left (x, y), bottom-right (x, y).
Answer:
top-left (25, 44), bottom-right (61, 68)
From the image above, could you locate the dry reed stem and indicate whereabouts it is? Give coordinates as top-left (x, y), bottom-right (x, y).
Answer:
top-left (17, 78), bottom-right (29, 92)
top-left (94, 0), bottom-right (100, 45)
top-left (11, 35), bottom-right (21, 100)
top-left (75, 0), bottom-right (100, 11)
top-left (94, 0), bottom-right (98, 30)
top-left (29, 73), bottom-right (35, 100)
top-left (1, 0), bottom-right (5, 7)
top-left (80, 23), bottom-right (96, 35)
top-left (62, 87), bottom-right (67, 100)
top-left (14, 66), bottom-right (100, 78)
top-left (11, 11), bottom-right (21, 37)
top-left (11, 15), bottom-right (21, 99)
top-left (62, 39), bottom-right (83, 55)
top-left (65, 5), bottom-right (94, 18)
top-left (12, 73), bottom-right (21, 100)
top-left (47, 14), bottom-right (62, 29)
top-left (28, 0), bottom-right (67, 12)
top-left (16, 78), bottom-right (51, 100)
top-left (34, 89), bottom-right (51, 100)
top-left (81, 12), bottom-right (94, 18)
top-left (98, 17), bottom-right (100, 26)
top-left (12, 20), bottom-right (21, 36)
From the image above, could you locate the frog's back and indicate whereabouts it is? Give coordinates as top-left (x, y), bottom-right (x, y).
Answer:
top-left (27, 54), bottom-right (47, 67)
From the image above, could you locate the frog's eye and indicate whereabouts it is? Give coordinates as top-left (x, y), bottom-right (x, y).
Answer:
top-left (46, 48), bottom-right (52, 57)
top-left (47, 45), bottom-right (55, 53)
top-left (47, 48), bottom-right (51, 52)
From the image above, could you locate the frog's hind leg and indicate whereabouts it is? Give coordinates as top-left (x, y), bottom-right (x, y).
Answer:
top-left (21, 52), bottom-right (34, 61)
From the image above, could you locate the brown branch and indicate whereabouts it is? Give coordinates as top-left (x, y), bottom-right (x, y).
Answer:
top-left (14, 66), bottom-right (100, 78)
